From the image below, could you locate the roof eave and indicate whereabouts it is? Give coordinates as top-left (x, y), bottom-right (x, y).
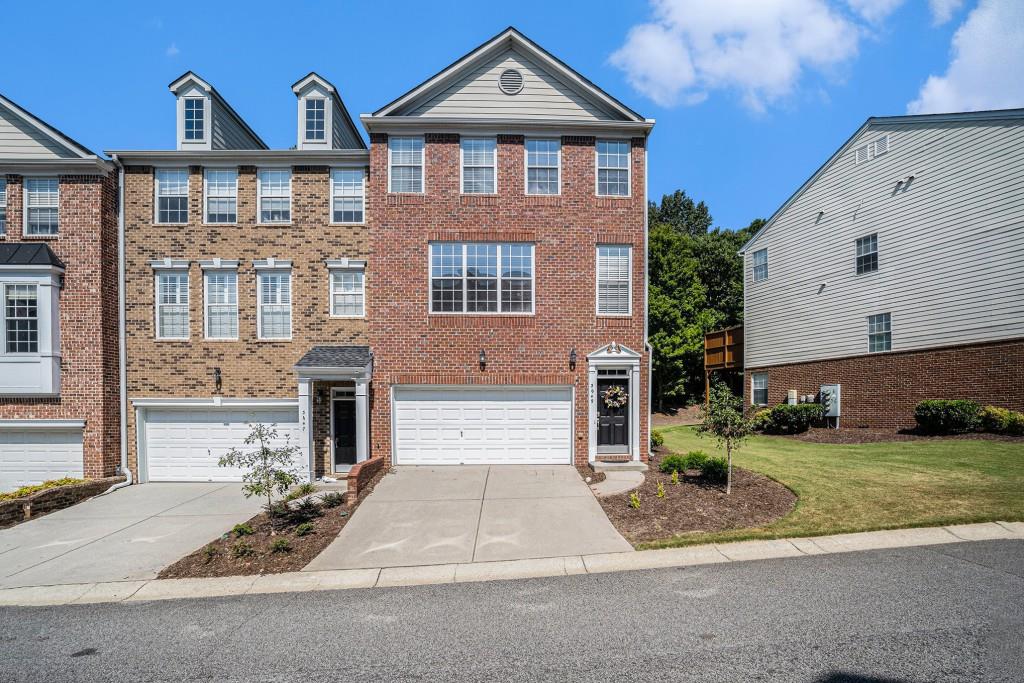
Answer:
top-left (360, 115), bottom-right (653, 134)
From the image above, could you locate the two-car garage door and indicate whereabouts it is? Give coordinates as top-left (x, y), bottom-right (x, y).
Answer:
top-left (393, 386), bottom-right (573, 465)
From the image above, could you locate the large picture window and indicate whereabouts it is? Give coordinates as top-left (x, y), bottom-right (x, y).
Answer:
top-left (4, 284), bottom-right (38, 353)
top-left (258, 169), bottom-right (291, 224)
top-left (155, 271), bottom-right (189, 340)
top-left (389, 136), bottom-right (424, 193)
top-left (331, 169), bottom-right (365, 223)
top-left (25, 178), bottom-right (59, 235)
top-left (429, 243), bottom-right (534, 314)
top-left (597, 245), bottom-right (631, 316)
top-left (155, 169), bottom-right (188, 224)
top-left (204, 169), bottom-right (237, 224)
top-left (258, 271), bottom-right (292, 339)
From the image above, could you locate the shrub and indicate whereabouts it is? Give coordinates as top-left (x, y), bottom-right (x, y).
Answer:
top-left (683, 450), bottom-right (709, 470)
top-left (650, 429), bottom-right (665, 449)
top-left (656, 482), bottom-right (666, 498)
top-left (659, 454), bottom-right (689, 474)
top-left (914, 400), bottom-right (981, 435)
top-left (295, 522), bottom-right (315, 537)
top-left (753, 404), bottom-right (826, 434)
top-left (629, 491), bottom-right (641, 509)
top-left (232, 523), bottom-right (253, 537)
top-left (670, 470), bottom-right (680, 486)
top-left (0, 477), bottom-right (85, 502)
top-left (231, 541), bottom-right (254, 558)
top-left (270, 538), bottom-right (292, 554)
top-left (1008, 411), bottom-right (1024, 436)
top-left (292, 498), bottom-right (323, 522)
top-left (702, 457), bottom-right (729, 484)
top-left (285, 482), bottom-right (317, 501)
top-left (319, 491), bottom-right (345, 508)
top-left (202, 545), bottom-right (217, 564)
top-left (979, 405), bottom-right (1024, 435)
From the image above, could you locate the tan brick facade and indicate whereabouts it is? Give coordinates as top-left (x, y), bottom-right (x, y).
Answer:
top-left (367, 133), bottom-right (650, 467)
top-left (122, 165), bottom-right (369, 479)
top-left (0, 173), bottom-right (121, 479)
top-left (744, 338), bottom-right (1024, 431)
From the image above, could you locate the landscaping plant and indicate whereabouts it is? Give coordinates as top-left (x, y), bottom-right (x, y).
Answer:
top-left (218, 423), bottom-right (301, 513)
top-left (651, 429), bottom-right (665, 449)
top-left (671, 470), bottom-right (680, 486)
top-left (285, 482), bottom-right (317, 501)
top-left (697, 381), bottom-right (755, 494)
top-left (319, 491), bottom-right (345, 508)
top-left (295, 522), bottom-right (315, 537)
top-left (914, 400), bottom-right (981, 434)
top-left (231, 541), bottom-right (254, 558)
top-left (979, 405), bottom-right (1024, 435)
top-left (701, 456), bottom-right (729, 484)
top-left (659, 454), bottom-right (689, 474)
top-left (232, 523), bottom-right (253, 537)
top-left (629, 491), bottom-right (642, 509)
top-left (752, 403), bottom-right (825, 434)
top-left (656, 482), bottom-right (666, 498)
top-left (270, 538), bottom-right (292, 554)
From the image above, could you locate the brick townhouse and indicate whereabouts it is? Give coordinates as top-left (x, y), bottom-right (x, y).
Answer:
top-left (0, 94), bottom-right (120, 491)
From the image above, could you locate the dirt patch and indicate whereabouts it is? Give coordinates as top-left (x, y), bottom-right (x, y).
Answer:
top-left (159, 469), bottom-right (385, 579)
top-left (576, 465), bottom-right (606, 485)
top-left (598, 454), bottom-right (796, 546)
top-left (789, 427), bottom-right (1024, 445)
top-left (652, 405), bottom-right (703, 428)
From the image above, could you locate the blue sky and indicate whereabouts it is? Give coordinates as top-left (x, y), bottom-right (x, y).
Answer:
top-left (3, 0), bottom-right (1021, 230)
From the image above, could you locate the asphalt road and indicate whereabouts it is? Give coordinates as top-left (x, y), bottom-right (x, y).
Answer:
top-left (1, 540), bottom-right (1021, 682)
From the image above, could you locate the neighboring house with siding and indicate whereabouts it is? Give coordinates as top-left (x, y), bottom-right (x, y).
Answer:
top-left (740, 108), bottom-right (1024, 429)
top-left (0, 94), bottom-right (120, 490)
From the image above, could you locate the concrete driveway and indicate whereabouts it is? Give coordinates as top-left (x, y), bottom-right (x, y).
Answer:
top-left (0, 483), bottom-right (261, 589)
top-left (306, 465), bottom-right (632, 571)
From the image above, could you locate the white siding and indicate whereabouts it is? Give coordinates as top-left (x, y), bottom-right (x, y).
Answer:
top-left (0, 104), bottom-right (77, 159)
top-left (745, 117), bottom-right (1024, 368)
top-left (405, 48), bottom-right (618, 121)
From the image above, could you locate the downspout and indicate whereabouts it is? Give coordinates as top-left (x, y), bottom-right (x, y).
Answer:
top-left (100, 155), bottom-right (131, 495)
top-left (643, 126), bottom-right (653, 458)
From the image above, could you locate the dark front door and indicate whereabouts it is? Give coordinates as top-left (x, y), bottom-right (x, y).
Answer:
top-left (333, 399), bottom-right (357, 467)
top-left (597, 378), bottom-right (629, 452)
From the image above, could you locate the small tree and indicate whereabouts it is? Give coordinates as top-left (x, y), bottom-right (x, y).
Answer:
top-left (218, 423), bottom-right (300, 512)
top-left (696, 381), bottom-right (754, 495)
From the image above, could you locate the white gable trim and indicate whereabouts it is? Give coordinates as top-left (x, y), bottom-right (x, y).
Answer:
top-left (0, 94), bottom-right (106, 162)
top-left (587, 342), bottom-right (642, 360)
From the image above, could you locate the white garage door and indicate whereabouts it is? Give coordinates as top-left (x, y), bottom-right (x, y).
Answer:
top-left (142, 408), bottom-right (304, 482)
top-left (393, 386), bottom-right (572, 465)
top-left (0, 429), bottom-right (84, 492)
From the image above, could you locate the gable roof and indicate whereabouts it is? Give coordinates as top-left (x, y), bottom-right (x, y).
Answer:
top-left (368, 26), bottom-right (649, 125)
top-left (0, 242), bottom-right (65, 269)
top-left (0, 93), bottom-right (112, 172)
top-left (168, 71), bottom-right (268, 150)
top-left (739, 107), bottom-right (1024, 254)
top-left (291, 72), bottom-right (367, 149)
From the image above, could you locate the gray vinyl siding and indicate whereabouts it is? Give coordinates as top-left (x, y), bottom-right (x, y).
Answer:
top-left (0, 103), bottom-right (76, 159)
top-left (210, 99), bottom-right (262, 150)
top-left (744, 117), bottom-right (1024, 369)
top-left (406, 48), bottom-right (619, 121)
top-left (331, 103), bottom-right (362, 150)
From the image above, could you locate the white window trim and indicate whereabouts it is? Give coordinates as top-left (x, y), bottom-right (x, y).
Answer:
top-left (327, 259), bottom-right (367, 319)
top-left (595, 139), bottom-right (631, 198)
top-left (751, 372), bottom-right (769, 406)
top-left (595, 244), bottom-right (633, 317)
top-left (751, 248), bottom-right (769, 283)
top-left (151, 261), bottom-right (191, 341)
top-left (203, 168), bottom-right (239, 226)
top-left (867, 312), bottom-right (892, 354)
top-left (256, 168), bottom-right (292, 226)
top-left (304, 98), bottom-right (327, 142)
top-left (428, 243), bottom-right (535, 316)
top-left (182, 97), bottom-right (207, 143)
top-left (153, 168), bottom-right (189, 225)
top-left (855, 233), bottom-right (879, 275)
top-left (387, 136), bottom-right (425, 195)
top-left (460, 137), bottom-right (498, 195)
top-left (23, 176), bottom-right (60, 236)
top-left (1, 282), bottom-right (41, 356)
top-left (0, 177), bottom-right (8, 235)
top-left (329, 167), bottom-right (367, 225)
top-left (524, 138), bottom-right (561, 196)
top-left (200, 260), bottom-right (240, 341)
top-left (255, 260), bottom-right (293, 341)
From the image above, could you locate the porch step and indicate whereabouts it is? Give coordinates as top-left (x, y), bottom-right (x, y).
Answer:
top-left (593, 461), bottom-right (648, 473)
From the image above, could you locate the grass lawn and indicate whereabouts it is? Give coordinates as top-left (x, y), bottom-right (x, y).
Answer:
top-left (649, 426), bottom-right (1024, 549)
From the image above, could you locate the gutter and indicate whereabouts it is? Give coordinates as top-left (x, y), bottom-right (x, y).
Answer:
top-left (643, 127), bottom-right (653, 457)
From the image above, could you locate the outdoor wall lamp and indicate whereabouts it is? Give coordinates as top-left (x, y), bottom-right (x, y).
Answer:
top-left (213, 367), bottom-right (222, 393)
top-left (316, 388), bottom-right (324, 405)
top-left (479, 349), bottom-right (487, 370)
top-left (569, 348), bottom-right (577, 370)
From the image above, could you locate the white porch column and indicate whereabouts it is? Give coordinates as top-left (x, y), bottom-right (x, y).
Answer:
top-left (587, 364), bottom-right (598, 463)
top-left (298, 377), bottom-right (315, 482)
top-left (631, 364), bottom-right (642, 460)
top-left (354, 378), bottom-right (369, 463)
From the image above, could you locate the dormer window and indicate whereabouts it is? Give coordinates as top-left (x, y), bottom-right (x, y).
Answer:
top-left (305, 99), bottom-right (326, 141)
top-left (184, 98), bottom-right (205, 141)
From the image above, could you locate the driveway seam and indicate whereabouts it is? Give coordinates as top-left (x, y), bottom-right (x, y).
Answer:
top-left (470, 466), bottom-right (491, 563)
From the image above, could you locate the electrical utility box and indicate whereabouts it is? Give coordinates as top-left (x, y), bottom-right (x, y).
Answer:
top-left (820, 384), bottom-right (841, 417)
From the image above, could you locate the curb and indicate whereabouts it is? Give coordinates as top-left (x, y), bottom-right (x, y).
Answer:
top-left (1, 521), bottom-right (1021, 606)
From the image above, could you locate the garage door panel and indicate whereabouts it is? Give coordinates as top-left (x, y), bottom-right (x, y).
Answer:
top-left (394, 386), bottom-right (572, 465)
top-left (0, 429), bottom-right (85, 492)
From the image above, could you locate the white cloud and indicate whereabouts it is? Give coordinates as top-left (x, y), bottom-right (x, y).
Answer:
top-left (908, 0), bottom-right (1024, 114)
top-left (610, 0), bottom-right (861, 112)
top-left (166, 43), bottom-right (180, 57)
top-left (928, 0), bottom-right (965, 25)
top-left (846, 0), bottom-right (904, 22)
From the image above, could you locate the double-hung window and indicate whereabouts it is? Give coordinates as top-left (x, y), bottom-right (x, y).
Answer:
top-left (525, 139), bottom-right (559, 195)
top-left (204, 169), bottom-right (237, 224)
top-left (752, 248), bottom-right (768, 282)
top-left (155, 270), bottom-right (189, 340)
top-left (596, 245), bottom-right (632, 316)
top-left (429, 243), bottom-right (534, 314)
top-left (305, 99), bottom-right (326, 141)
top-left (184, 98), bottom-right (205, 141)
top-left (868, 313), bottom-right (891, 352)
top-left (331, 169), bottom-right (365, 223)
top-left (25, 178), bottom-right (59, 235)
top-left (461, 138), bottom-right (496, 194)
top-left (0, 178), bottom-right (6, 234)
top-left (4, 284), bottom-right (39, 353)
top-left (856, 233), bottom-right (878, 274)
top-left (389, 136), bottom-right (423, 193)
top-left (204, 270), bottom-right (238, 340)
top-left (330, 267), bottom-right (365, 317)
top-left (596, 140), bottom-right (630, 196)
top-left (155, 169), bottom-right (188, 224)
top-left (751, 372), bottom-right (768, 406)
top-left (258, 270), bottom-right (292, 340)
top-left (258, 169), bottom-right (291, 224)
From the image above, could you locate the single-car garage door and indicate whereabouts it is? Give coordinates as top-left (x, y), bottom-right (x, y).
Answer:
top-left (393, 386), bottom-right (572, 465)
top-left (0, 428), bottom-right (84, 492)
top-left (142, 407), bottom-right (304, 482)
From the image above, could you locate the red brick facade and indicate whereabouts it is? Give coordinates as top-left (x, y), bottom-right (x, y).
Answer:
top-left (745, 338), bottom-right (1024, 430)
top-left (0, 173), bottom-right (121, 479)
top-left (367, 133), bottom-right (649, 466)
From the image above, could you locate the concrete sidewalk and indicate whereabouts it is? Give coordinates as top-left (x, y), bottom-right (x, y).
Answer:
top-left (1, 521), bottom-right (1020, 606)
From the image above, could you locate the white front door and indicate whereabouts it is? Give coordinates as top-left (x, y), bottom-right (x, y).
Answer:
top-left (392, 386), bottom-right (573, 465)
top-left (141, 407), bottom-right (303, 482)
top-left (0, 429), bottom-right (84, 491)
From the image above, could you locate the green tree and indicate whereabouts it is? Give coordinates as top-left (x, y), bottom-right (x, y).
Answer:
top-left (218, 423), bottom-right (301, 512)
top-left (648, 189), bottom-right (713, 237)
top-left (697, 381), bottom-right (755, 495)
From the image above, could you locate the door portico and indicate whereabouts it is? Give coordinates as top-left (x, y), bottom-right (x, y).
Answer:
top-left (587, 342), bottom-right (642, 463)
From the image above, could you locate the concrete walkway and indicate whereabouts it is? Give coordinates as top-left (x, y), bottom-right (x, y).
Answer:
top-left (1, 521), bottom-right (1020, 606)
top-left (306, 465), bottom-right (632, 570)
top-left (0, 483), bottom-right (261, 589)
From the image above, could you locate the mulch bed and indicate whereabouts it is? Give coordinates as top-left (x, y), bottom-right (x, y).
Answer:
top-left (576, 465), bottom-right (606, 484)
top-left (788, 427), bottom-right (1024, 445)
top-left (159, 469), bottom-right (386, 579)
top-left (598, 454), bottom-right (796, 546)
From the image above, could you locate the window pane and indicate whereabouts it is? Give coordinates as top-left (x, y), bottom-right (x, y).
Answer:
top-left (856, 234), bottom-right (878, 274)
top-left (258, 170), bottom-right (291, 223)
top-left (206, 272), bottom-right (237, 338)
top-left (156, 272), bottom-right (189, 339)
top-left (0, 178), bottom-right (6, 234)
top-left (205, 170), bottom-right (237, 223)
top-left (868, 313), bottom-right (891, 352)
top-left (156, 169), bottom-right (189, 223)
top-left (184, 99), bottom-right (204, 140)
top-left (390, 137), bottom-right (423, 193)
top-left (752, 373), bottom-right (768, 405)
top-left (390, 165), bottom-right (422, 194)
top-left (305, 99), bottom-right (325, 141)
top-left (331, 270), bottom-right (364, 316)
top-left (25, 178), bottom-right (59, 235)
top-left (527, 167), bottom-right (558, 195)
top-left (596, 141), bottom-right (629, 196)
top-left (752, 249), bottom-right (768, 282)
top-left (260, 273), bottom-right (291, 338)
top-left (466, 243), bottom-right (498, 312)
top-left (332, 169), bottom-right (365, 223)
top-left (5, 284), bottom-right (38, 353)
top-left (597, 245), bottom-right (631, 315)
